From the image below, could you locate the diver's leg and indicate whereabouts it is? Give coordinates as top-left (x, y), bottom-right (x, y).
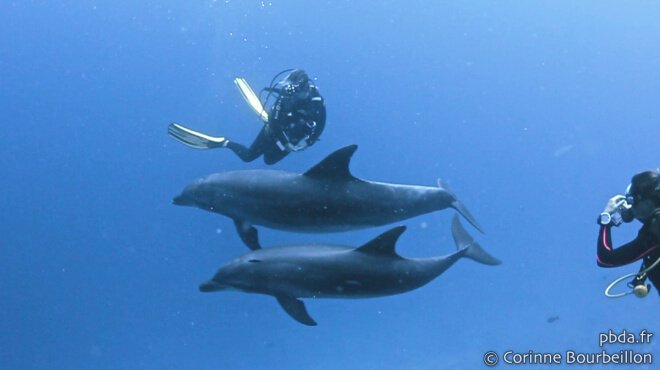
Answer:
top-left (224, 141), bottom-right (260, 162)
top-left (225, 128), bottom-right (269, 162)
top-left (263, 144), bottom-right (289, 165)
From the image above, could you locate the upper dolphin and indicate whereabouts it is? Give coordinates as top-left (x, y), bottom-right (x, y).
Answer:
top-left (199, 216), bottom-right (501, 326)
top-left (174, 145), bottom-right (483, 250)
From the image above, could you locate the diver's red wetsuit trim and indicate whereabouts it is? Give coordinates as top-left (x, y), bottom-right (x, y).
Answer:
top-left (597, 225), bottom-right (659, 267)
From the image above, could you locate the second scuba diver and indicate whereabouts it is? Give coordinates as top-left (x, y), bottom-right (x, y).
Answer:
top-left (168, 69), bottom-right (326, 165)
top-left (597, 170), bottom-right (660, 298)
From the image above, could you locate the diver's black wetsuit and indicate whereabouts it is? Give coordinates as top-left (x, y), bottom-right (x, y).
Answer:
top-left (226, 85), bottom-right (326, 165)
top-left (597, 222), bottom-right (660, 295)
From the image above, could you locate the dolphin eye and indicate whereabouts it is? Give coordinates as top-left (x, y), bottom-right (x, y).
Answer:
top-left (248, 259), bottom-right (262, 263)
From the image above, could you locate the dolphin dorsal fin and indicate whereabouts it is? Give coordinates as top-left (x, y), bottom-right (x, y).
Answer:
top-left (303, 145), bottom-right (358, 180)
top-left (354, 226), bottom-right (407, 258)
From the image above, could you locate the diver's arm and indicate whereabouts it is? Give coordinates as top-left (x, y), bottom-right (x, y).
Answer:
top-left (267, 95), bottom-right (286, 133)
top-left (597, 225), bottom-right (659, 267)
top-left (267, 101), bottom-right (292, 148)
top-left (307, 87), bottom-right (326, 143)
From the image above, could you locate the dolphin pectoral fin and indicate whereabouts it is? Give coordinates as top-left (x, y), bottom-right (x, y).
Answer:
top-left (303, 145), bottom-right (358, 180)
top-left (276, 296), bottom-right (317, 326)
top-left (451, 215), bottom-right (501, 265)
top-left (233, 219), bottom-right (261, 250)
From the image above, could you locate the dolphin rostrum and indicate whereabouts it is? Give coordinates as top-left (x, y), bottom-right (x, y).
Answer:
top-left (174, 145), bottom-right (483, 250)
top-left (199, 215), bottom-right (501, 325)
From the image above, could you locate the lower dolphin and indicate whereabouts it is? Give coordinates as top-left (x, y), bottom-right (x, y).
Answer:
top-left (199, 215), bottom-right (501, 326)
top-left (174, 145), bottom-right (484, 250)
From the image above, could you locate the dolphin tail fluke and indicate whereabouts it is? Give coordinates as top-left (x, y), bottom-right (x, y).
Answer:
top-left (437, 179), bottom-right (484, 234)
top-left (276, 296), bottom-right (317, 326)
top-left (451, 215), bottom-right (501, 265)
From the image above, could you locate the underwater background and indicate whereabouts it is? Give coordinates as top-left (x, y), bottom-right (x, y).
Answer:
top-left (1, 1), bottom-right (658, 369)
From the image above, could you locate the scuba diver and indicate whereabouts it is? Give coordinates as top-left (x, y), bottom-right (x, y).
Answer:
top-left (168, 69), bottom-right (326, 165)
top-left (597, 170), bottom-right (660, 298)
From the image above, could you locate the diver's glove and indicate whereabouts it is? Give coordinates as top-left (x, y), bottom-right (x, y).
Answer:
top-left (603, 195), bottom-right (627, 215)
top-left (599, 195), bottom-right (628, 226)
top-left (285, 140), bottom-right (309, 152)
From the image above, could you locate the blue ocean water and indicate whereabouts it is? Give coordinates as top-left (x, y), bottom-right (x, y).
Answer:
top-left (1, 1), bottom-right (658, 369)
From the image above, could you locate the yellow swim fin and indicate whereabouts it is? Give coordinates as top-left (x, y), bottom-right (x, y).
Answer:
top-left (234, 77), bottom-right (269, 123)
top-left (167, 123), bottom-right (227, 149)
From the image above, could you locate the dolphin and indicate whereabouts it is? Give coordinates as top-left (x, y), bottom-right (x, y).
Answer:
top-left (174, 145), bottom-right (483, 250)
top-left (199, 215), bottom-right (501, 326)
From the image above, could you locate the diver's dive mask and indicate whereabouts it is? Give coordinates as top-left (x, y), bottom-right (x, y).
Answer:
top-left (624, 183), bottom-right (660, 221)
top-left (261, 68), bottom-right (310, 102)
top-left (281, 69), bottom-right (311, 99)
top-left (282, 82), bottom-right (310, 100)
